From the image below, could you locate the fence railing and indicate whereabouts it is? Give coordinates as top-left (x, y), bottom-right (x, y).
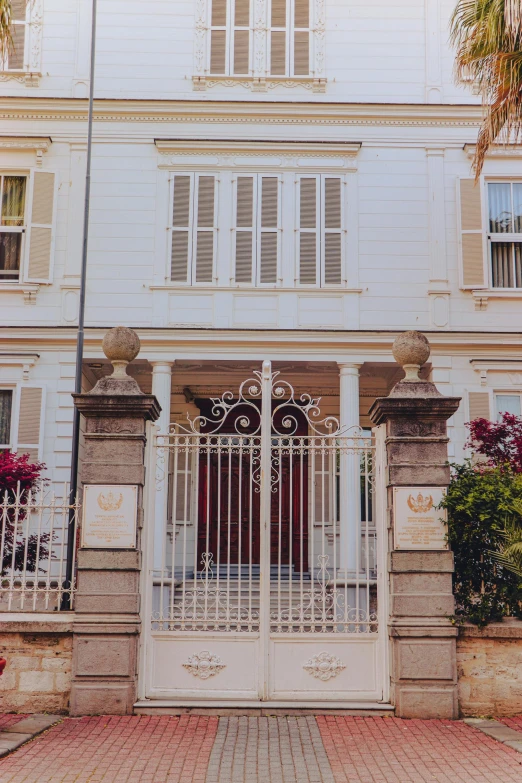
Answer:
top-left (0, 483), bottom-right (80, 612)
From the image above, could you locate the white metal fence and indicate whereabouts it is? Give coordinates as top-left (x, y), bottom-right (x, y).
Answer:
top-left (0, 483), bottom-right (79, 611)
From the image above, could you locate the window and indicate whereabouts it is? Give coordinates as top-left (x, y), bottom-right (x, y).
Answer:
top-left (0, 390), bottom-right (13, 449)
top-left (488, 182), bottom-right (522, 288)
top-left (0, 175), bottom-right (26, 283)
top-left (297, 176), bottom-right (343, 286)
top-left (269, 0), bottom-right (311, 77)
top-left (495, 393), bottom-right (522, 420)
top-left (210, 0), bottom-right (251, 75)
top-left (169, 174), bottom-right (217, 284)
top-left (2, 0), bottom-right (27, 71)
top-left (205, 0), bottom-right (315, 80)
top-left (234, 175), bottom-right (279, 285)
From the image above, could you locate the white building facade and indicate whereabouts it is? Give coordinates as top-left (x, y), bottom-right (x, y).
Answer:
top-left (1, 0), bottom-right (522, 708)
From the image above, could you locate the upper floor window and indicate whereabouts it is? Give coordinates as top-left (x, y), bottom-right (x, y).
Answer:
top-left (2, 0), bottom-right (28, 71)
top-left (197, 0), bottom-right (324, 89)
top-left (297, 176), bottom-right (343, 286)
top-left (0, 175), bottom-right (26, 282)
top-left (488, 182), bottom-right (522, 288)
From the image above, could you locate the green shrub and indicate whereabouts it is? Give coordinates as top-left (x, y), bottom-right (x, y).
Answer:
top-left (442, 461), bottom-right (522, 626)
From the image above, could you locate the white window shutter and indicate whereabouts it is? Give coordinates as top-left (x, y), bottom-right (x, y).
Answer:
top-left (16, 386), bottom-right (43, 462)
top-left (260, 177), bottom-right (278, 284)
top-left (298, 177), bottom-right (318, 285)
top-left (172, 449), bottom-right (193, 525)
top-left (194, 176), bottom-right (216, 283)
top-left (458, 178), bottom-right (486, 289)
top-left (468, 391), bottom-right (491, 422)
top-left (233, 30), bottom-right (249, 74)
top-left (24, 171), bottom-right (56, 283)
top-left (210, 30), bottom-right (227, 74)
top-left (313, 450), bottom-right (332, 526)
top-left (323, 177), bottom-right (342, 285)
top-left (235, 176), bottom-right (254, 284)
top-left (171, 175), bottom-right (192, 282)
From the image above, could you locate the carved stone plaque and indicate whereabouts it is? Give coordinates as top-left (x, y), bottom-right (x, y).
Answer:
top-left (393, 487), bottom-right (448, 550)
top-left (82, 485), bottom-right (138, 549)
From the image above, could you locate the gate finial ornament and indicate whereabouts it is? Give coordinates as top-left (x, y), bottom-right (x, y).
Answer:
top-left (91, 326), bottom-right (142, 395)
top-left (392, 330), bottom-right (430, 382)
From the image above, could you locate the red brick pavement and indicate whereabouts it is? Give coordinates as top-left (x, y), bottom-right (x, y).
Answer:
top-left (317, 716), bottom-right (522, 783)
top-left (0, 715), bottom-right (218, 783)
top-left (0, 717), bottom-right (27, 732)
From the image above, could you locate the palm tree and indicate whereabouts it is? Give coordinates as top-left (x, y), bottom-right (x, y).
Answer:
top-left (451, 1), bottom-right (522, 176)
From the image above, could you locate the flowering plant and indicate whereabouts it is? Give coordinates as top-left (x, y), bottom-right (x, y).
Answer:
top-left (466, 412), bottom-right (522, 472)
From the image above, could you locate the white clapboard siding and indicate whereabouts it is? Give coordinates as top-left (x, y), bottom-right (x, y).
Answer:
top-left (194, 176), bottom-right (216, 283)
top-left (259, 177), bottom-right (278, 284)
top-left (16, 386), bottom-right (43, 462)
top-left (235, 176), bottom-right (255, 283)
top-left (24, 171), bottom-right (56, 283)
top-left (171, 175), bottom-right (192, 282)
top-left (323, 177), bottom-right (342, 285)
top-left (458, 178), bottom-right (487, 289)
top-left (468, 391), bottom-right (491, 422)
top-left (298, 177), bottom-right (319, 285)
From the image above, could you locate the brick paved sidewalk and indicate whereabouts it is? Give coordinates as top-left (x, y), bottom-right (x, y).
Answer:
top-left (0, 714), bottom-right (521, 783)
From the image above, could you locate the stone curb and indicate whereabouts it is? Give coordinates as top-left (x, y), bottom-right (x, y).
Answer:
top-left (464, 719), bottom-right (522, 754)
top-left (0, 715), bottom-right (62, 758)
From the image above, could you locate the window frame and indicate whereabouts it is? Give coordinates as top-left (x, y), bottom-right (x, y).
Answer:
top-left (0, 172), bottom-right (28, 285)
top-left (168, 172), bottom-right (218, 286)
top-left (232, 173), bottom-right (282, 287)
top-left (268, 0), bottom-right (312, 79)
top-left (209, 0), bottom-right (253, 76)
top-left (295, 173), bottom-right (346, 289)
top-left (494, 391), bottom-right (522, 420)
top-left (486, 179), bottom-right (522, 290)
top-left (1, 2), bottom-right (29, 72)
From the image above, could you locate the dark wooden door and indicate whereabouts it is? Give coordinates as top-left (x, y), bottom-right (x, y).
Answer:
top-left (196, 400), bottom-right (308, 571)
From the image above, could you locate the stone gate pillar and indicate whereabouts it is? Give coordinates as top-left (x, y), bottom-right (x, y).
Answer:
top-left (369, 331), bottom-right (461, 719)
top-left (70, 327), bottom-right (160, 716)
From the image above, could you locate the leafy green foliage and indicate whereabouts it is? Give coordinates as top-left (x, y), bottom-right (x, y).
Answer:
top-left (442, 460), bottom-right (522, 626)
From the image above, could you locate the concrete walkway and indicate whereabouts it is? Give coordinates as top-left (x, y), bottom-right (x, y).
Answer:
top-left (0, 714), bottom-right (521, 782)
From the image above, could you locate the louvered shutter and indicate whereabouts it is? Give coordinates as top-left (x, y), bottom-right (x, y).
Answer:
top-left (194, 176), bottom-right (215, 283)
top-left (233, 0), bottom-right (250, 74)
top-left (298, 177), bottom-right (318, 285)
top-left (468, 392), bottom-right (491, 422)
top-left (313, 450), bottom-right (332, 526)
top-left (260, 177), bottom-right (278, 284)
top-left (458, 178), bottom-right (486, 289)
top-left (293, 0), bottom-right (310, 77)
top-left (271, 0), bottom-right (287, 75)
top-left (210, 0), bottom-right (227, 74)
top-left (323, 178), bottom-right (342, 285)
top-left (8, 0), bottom-right (26, 70)
top-left (24, 171), bottom-right (56, 283)
top-left (171, 175), bottom-right (191, 282)
top-left (16, 387), bottom-right (43, 462)
top-left (172, 448), bottom-right (193, 525)
top-left (235, 176), bottom-right (254, 283)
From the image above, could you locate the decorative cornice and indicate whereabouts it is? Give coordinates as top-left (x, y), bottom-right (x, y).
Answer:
top-left (0, 135), bottom-right (50, 151)
top-left (464, 143), bottom-right (522, 159)
top-left (193, 76), bottom-right (327, 93)
top-left (0, 99), bottom-right (485, 128)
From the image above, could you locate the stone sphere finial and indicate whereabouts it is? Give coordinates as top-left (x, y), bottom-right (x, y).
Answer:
top-left (102, 326), bottom-right (141, 379)
top-left (392, 330), bottom-right (430, 382)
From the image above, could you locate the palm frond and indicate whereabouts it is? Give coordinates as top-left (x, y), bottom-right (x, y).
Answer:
top-left (451, 0), bottom-right (522, 176)
top-left (0, 0), bottom-right (13, 63)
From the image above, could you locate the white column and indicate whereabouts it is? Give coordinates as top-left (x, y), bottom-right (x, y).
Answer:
top-left (338, 363), bottom-right (362, 573)
top-left (151, 362), bottom-right (173, 572)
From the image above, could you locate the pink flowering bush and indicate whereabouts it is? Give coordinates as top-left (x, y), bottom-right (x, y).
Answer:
top-left (0, 451), bottom-right (47, 574)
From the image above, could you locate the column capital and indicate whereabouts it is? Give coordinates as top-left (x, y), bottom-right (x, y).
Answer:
top-left (150, 360), bottom-right (174, 370)
top-left (337, 362), bottom-right (363, 374)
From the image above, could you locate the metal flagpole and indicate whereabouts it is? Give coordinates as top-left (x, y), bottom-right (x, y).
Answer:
top-left (62, 0), bottom-right (98, 610)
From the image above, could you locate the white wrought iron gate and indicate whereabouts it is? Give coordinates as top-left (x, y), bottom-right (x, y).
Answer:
top-left (142, 361), bottom-right (388, 705)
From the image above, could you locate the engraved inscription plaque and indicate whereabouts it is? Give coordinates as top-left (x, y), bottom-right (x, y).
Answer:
top-left (82, 485), bottom-right (138, 548)
top-left (393, 487), bottom-right (448, 550)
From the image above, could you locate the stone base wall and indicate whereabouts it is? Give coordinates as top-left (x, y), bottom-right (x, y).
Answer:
top-left (0, 619), bottom-right (73, 714)
top-left (457, 620), bottom-right (522, 717)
